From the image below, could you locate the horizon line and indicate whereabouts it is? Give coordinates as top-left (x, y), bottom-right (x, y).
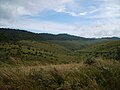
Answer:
top-left (0, 27), bottom-right (120, 39)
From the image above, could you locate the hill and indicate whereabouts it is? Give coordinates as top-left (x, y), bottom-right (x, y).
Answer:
top-left (0, 28), bottom-right (120, 65)
top-left (1, 28), bottom-right (120, 42)
top-left (0, 28), bottom-right (94, 42)
top-left (0, 28), bottom-right (119, 51)
top-left (0, 28), bottom-right (120, 90)
top-left (0, 40), bottom-right (79, 65)
top-left (78, 40), bottom-right (120, 60)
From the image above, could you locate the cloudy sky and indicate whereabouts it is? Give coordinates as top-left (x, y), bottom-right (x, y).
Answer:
top-left (0, 0), bottom-right (120, 38)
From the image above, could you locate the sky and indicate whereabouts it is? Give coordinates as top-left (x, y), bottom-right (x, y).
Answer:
top-left (0, 0), bottom-right (120, 38)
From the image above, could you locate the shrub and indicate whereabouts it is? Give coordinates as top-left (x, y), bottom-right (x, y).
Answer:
top-left (84, 57), bottom-right (95, 65)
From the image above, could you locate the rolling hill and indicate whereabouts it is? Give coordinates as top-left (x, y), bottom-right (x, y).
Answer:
top-left (78, 40), bottom-right (120, 60)
top-left (0, 28), bottom-right (119, 51)
top-left (0, 28), bottom-right (120, 90)
top-left (0, 28), bottom-right (120, 65)
top-left (0, 28), bottom-right (94, 42)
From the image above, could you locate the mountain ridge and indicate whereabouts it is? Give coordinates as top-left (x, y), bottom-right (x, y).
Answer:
top-left (0, 28), bottom-right (119, 42)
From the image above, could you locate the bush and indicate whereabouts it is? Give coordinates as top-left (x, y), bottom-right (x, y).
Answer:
top-left (84, 57), bottom-right (95, 65)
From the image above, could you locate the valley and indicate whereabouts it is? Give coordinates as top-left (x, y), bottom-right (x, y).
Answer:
top-left (0, 28), bottom-right (120, 90)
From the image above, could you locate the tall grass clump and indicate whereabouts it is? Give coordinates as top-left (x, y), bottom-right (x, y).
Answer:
top-left (0, 61), bottom-right (120, 90)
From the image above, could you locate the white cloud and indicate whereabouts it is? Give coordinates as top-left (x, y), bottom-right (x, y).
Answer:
top-left (2, 18), bottom-right (119, 38)
top-left (0, 0), bottom-right (120, 20)
top-left (0, 0), bottom-right (77, 23)
top-left (89, 0), bottom-right (120, 18)
top-left (0, 0), bottom-right (120, 38)
top-left (3, 19), bottom-right (75, 34)
top-left (75, 19), bottom-right (120, 37)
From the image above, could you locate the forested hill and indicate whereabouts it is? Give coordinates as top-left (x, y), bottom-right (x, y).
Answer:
top-left (1, 28), bottom-right (119, 42)
top-left (0, 28), bottom-right (93, 42)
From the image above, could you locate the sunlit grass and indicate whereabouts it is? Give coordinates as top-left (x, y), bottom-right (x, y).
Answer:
top-left (0, 60), bottom-right (120, 90)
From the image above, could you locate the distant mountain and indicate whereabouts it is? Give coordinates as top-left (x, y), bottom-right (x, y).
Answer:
top-left (0, 28), bottom-right (39, 42)
top-left (55, 34), bottom-right (94, 40)
top-left (0, 28), bottom-right (120, 42)
top-left (0, 28), bottom-right (91, 42)
top-left (101, 37), bottom-right (120, 40)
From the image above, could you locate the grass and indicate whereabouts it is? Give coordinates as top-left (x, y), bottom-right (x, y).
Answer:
top-left (0, 31), bottom-right (120, 90)
top-left (77, 40), bottom-right (120, 61)
top-left (0, 60), bottom-right (120, 90)
top-left (47, 40), bottom-right (100, 51)
top-left (0, 40), bottom-right (79, 66)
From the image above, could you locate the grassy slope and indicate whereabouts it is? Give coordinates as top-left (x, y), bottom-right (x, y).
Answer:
top-left (77, 40), bottom-right (120, 60)
top-left (0, 30), bottom-right (120, 65)
top-left (47, 40), bottom-right (101, 51)
top-left (0, 60), bottom-right (120, 90)
top-left (0, 28), bottom-right (120, 90)
top-left (0, 40), bottom-right (79, 66)
top-left (81, 40), bottom-right (120, 52)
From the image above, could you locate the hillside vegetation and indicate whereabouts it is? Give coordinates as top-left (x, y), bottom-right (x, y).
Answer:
top-left (0, 40), bottom-right (79, 66)
top-left (0, 28), bottom-right (94, 42)
top-left (0, 60), bottom-right (120, 90)
top-left (78, 40), bottom-right (120, 61)
top-left (0, 28), bottom-right (120, 90)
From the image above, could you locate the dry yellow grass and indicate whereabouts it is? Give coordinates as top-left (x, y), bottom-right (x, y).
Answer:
top-left (0, 59), bottom-right (116, 74)
top-left (0, 60), bottom-right (120, 90)
top-left (0, 62), bottom-right (85, 75)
